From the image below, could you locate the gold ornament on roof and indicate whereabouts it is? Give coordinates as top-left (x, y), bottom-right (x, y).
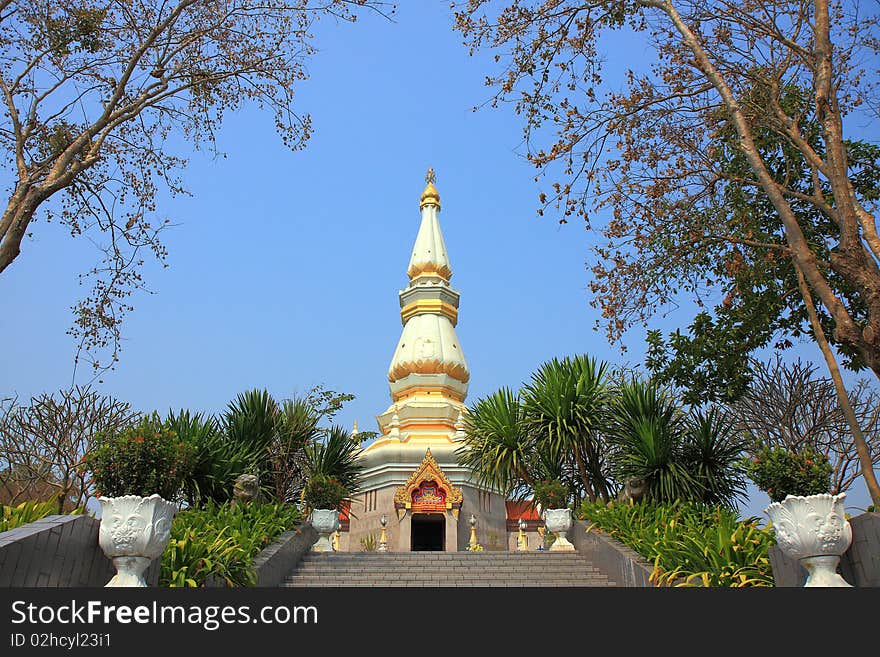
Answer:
top-left (420, 167), bottom-right (441, 209)
top-left (394, 447), bottom-right (463, 513)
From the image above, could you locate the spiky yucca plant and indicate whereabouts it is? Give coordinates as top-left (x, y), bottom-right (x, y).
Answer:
top-left (607, 377), bottom-right (700, 504)
top-left (681, 407), bottom-right (749, 508)
top-left (167, 409), bottom-right (261, 506)
top-left (303, 425), bottom-right (364, 498)
top-left (455, 387), bottom-right (533, 496)
top-left (521, 355), bottom-right (614, 503)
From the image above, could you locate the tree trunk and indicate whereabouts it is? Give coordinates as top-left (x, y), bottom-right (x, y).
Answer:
top-left (572, 445), bottom-right (596, 503)
top-left (796, 264), bottom-right (880, 507)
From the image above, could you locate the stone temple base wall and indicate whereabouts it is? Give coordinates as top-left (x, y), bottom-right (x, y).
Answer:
top-left (341, 485), bottom-right (507, 552)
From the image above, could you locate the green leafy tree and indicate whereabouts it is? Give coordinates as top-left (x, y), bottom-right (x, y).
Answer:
top-left (453, 0), bottom-right (880, 506)
top-left (643, 87), bottom-right (879, 406)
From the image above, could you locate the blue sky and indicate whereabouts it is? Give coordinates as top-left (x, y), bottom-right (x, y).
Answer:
top-left (1, 2), bottom-right (875, 518)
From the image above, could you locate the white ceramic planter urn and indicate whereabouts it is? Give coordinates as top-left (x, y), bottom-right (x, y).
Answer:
top-left (310, 508), bottom-right (340, 552)
top-left (543, 508), bottom-right (575, 552)
top-left (765, 493), bottom-right (853, 587)
top-left (98, 494), bottom-right (177, 587)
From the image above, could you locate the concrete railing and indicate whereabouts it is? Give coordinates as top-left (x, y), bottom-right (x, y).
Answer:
top-left (570, 519), bottom-right (655, 587)
top-left (2, 513), bottom-right (316, 588)
top-left (0, 514), bottom-right (160, 587)
top-left (250, 523), bottom-right (318, 587)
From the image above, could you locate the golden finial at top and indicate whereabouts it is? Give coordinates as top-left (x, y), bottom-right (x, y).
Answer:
top-left (420, 167), bottom-right (441, 209)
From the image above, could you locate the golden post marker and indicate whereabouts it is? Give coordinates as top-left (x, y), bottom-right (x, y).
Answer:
top-left (332, 530), bottom-right (340, 551)
top-left (468, 514), bottom-right (478, 550)
top-left (518, 518), bottom-right (527, 551)
top-left (378, 514), bottom-right (388, 552)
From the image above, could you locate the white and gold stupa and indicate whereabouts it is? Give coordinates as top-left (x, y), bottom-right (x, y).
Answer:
top-left (340, 169), bottom-right (508, 552)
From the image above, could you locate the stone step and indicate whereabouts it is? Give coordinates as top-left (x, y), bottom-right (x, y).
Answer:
top-left (284, 550), bottom-right (616, 587)
top-left (284, 578), bottom-right (615, 587)
top-left (296, 566), bottom-right (602, 575)
top-left (299, 552), bottom-right (585, 557)
top-left (289, 570), bottom-right (605, 577)
top-left (285, 573), bottom-right (614, 580)
top-left (297, 556), bottom-right (593, 563)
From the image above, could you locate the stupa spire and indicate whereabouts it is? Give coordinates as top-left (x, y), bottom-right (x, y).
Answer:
top-left (408, 167), bottom-right (451, 282)
top-left (378, 169), bottom-right (469, 437)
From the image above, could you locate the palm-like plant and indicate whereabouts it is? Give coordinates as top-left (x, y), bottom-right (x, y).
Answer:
top-left (607, 377), bottom-right (701, 504)
top-left (455, 388), bottom-right (534, 498)
top-left (522, 355), bottom-right (613, 503)
top-left (223, 389), bottom-right (279, 457)
top-left (269, 397), bottom-right (320, 504)
top-left (303, 425), bottom-right (364, 498)
top-left (167, 409), bottom-right (261, 506)
top-left (681, 407), bottom-right (749, 509)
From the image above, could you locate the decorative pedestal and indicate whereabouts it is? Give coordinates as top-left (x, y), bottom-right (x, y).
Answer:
top-left (310, 509), bottom-right (340, 552)
top-left (378, 514), bottom-right (388, 552)
top-left (765, 493), bottom-right (853, 587)
top-left (543, 508), bottom-right (575, 551)
top-left (97, 494), bottom-right (176, 587)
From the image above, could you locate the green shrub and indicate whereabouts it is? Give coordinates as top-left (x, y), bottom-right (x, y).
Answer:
top-left (578, 500), bottom-right (775, 587)
top-left (360, 533), bottom-right (377, 551)
top-left (0, 500), bottom-right (81, 533)
top-left (160, 502), bottom-right (301, 587)
top-left (743, 447), bottom-right (832, 502)
top-left (166, 409), bottom-right (260, 506)
top-left (85, 414), bottom-right (193, 499)
top-left (303, 474), bottom-right (347, 511)
top-left (533, 479), bottom-right (569, 509)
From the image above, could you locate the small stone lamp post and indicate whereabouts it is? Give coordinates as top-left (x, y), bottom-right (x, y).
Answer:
top-left (378, 514), bottom-right (388, 552)
top-left (518, 518), bottom-right (528, 551)
top-left (468, 514), bottom-right (478, 550)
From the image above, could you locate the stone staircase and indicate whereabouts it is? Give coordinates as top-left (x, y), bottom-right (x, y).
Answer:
top-left (283, 551), bottom-right (616, 587)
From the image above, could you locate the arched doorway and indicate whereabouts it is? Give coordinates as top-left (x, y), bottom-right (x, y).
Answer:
top-left (411, 513), bottom-right (445, 551)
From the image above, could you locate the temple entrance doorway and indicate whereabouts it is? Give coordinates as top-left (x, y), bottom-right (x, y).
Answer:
top-left (411, 513), bottom-right (445, 551)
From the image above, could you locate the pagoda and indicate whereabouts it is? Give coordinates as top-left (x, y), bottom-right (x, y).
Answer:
top-left (340, 169), bottom-right (508, 551)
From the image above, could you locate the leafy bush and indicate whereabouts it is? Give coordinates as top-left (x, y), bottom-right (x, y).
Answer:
top-left (743, 447), bottom-right (832, 502)
top-left (85, 414), bottom-right (193, 499)
top-left (303, 474), bottom-right (347, 511)
top-left (160, 502), bottom-right (301, 587)
top-left (579, 500), bottom-right (775, 587)
top-left (533, 479), bottom-right (569, 509)
top-left (0, 499), bottom-right (81, 533)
